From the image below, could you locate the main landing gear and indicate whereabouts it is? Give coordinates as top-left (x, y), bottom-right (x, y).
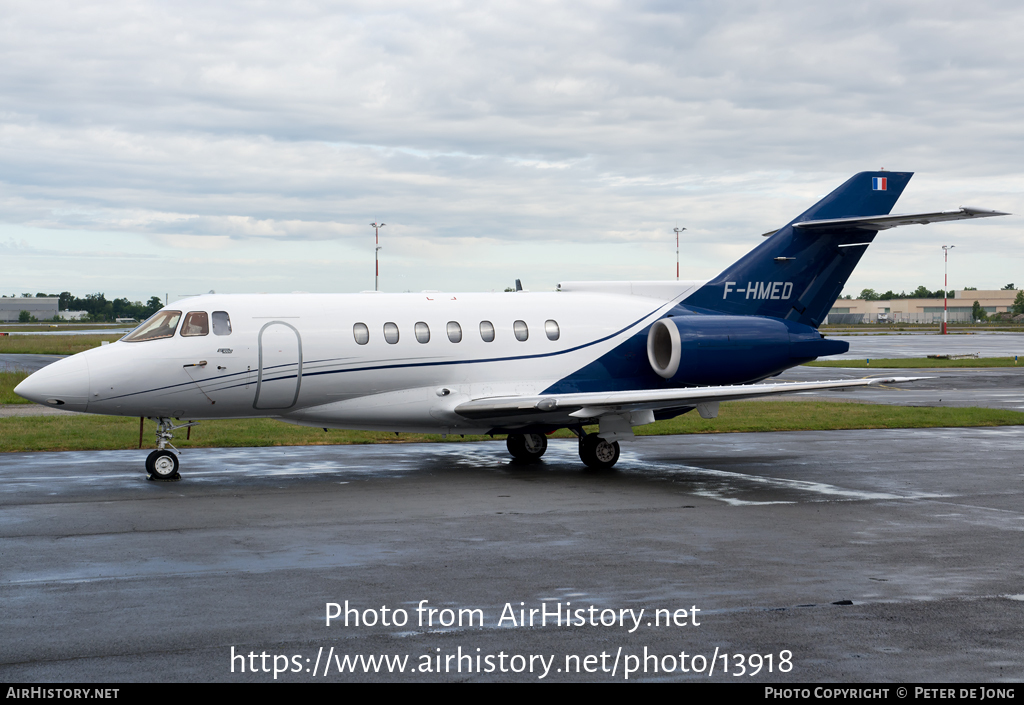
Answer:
top-left (145, 417), bottom-right (198, 481)
top-left (577, 432), bottom-right (620, 470)
top-left (504, 430), bottom-right (621, 470)
top-left (506, 432), bottom-right (548, 462)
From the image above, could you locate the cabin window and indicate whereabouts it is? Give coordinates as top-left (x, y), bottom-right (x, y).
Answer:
top-left (353, 323), bottom-right (369, 345)
top-left (446, 321), bottom-right (462, 343)
top-left (384, 322), bottom-right (400, 344)
top-left (122, 310), bottom-right (181, 342)
top-left (513, 320), bottom-right (529, 341)
top-left (545, 319), bottom-right (560, 341)
top-left (212, 311), bottom-right (232, 336)
top-left (180, 311), bottom-right (209, 337)
top-left (479, 320), bottom-right (495, 342)
top-left (415, 322), bottom-right (430, 343)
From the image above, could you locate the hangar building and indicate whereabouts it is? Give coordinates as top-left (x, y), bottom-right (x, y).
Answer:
top-left (0, 297), bottom-right (59, 322)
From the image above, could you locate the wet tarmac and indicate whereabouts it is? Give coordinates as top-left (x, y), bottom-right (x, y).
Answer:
top-left (777, 367), bottom-right (1024, 411)
top-left (2, 432), bottom-right (1022, 682)
top-left (831, 332), bottom-right (1024, 359)
top-left (0, 353), bottom-right (67, 373)
top-left (4, 335), bottom-right (1024, 682)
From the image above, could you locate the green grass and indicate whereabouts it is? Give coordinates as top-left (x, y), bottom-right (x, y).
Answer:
top-left (0, 324), bottom-right (131, 333)
top-left (0, 372), bottom-right (30, 404)
top-left (2, 401), bottom-right (1022, 453)
top-left (820, 324), bottom-right (1024, 332)
top-left (805, 357), bottom-right (1022, 368)
top-left (0, 334), bottom-right (123, 355)
top-left (0, 415), bottom-right (497, 453)
top-left (635, 401), bottom-right (1024, 434)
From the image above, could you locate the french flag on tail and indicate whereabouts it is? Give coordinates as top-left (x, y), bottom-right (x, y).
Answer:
top-left (872, 176), bottom-right (887, 191)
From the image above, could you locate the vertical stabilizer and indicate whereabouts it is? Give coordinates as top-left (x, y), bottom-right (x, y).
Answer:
top-left (683, 171), bottom-right (913, 327)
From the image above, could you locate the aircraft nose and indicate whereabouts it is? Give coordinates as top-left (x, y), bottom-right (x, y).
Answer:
top-left (14, 353), bottom-right (91, 411)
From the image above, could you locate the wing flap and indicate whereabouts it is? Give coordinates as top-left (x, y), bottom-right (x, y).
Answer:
top-left (454, 377), bottom-right (929, 420)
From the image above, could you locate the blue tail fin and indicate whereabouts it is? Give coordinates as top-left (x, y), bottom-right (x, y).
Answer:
top-left (683, 171), bottom-right (913, 327)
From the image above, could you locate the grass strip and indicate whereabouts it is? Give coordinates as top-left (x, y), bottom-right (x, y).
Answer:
top-left (820, 325), bottom-right (1024, 332)
top-left (0, 334), bottom-right (123, 355)
top-left (805, 357), bottom-right (1022, 368)
top-left (2, 401), bottom-right (1022, 453)
top-left (0, 372), bottom-right (30, 404)
top-left (0, 325), bottom-right (131, 333)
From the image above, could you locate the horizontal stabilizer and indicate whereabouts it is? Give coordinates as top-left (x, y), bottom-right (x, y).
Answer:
top-left (793, 207), bottom-right (1009, 232)
top-left (455, 376), bottom-right (930, 421)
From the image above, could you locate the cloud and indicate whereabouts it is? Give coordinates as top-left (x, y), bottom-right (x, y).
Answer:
top-left (0, 0), bottom-right (1021, 297)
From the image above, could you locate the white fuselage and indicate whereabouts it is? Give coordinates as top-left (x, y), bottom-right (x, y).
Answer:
top-left (21, 290), bottom-right (689, 434)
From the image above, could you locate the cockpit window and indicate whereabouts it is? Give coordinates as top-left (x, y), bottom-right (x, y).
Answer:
top-left (180, 311), bottom-right (210, 337)
top-left (123, 310), bottom-right (182, 342)
top-left (212, 311), bottom-right (232, 336)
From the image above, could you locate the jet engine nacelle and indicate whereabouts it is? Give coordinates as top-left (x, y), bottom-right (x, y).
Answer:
top-left (646, 315), bottom-right (847, 386)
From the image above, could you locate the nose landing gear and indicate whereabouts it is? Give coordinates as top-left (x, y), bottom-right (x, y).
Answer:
top-left (146, 449), bottom-right (180, 480)
top-left (145, 417), bottom-right (198, 481)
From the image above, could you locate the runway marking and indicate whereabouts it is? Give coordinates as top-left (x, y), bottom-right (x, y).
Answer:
top-left (691, 491), bottom-right (795, 506)
top-left (619, 454), bottom-right (948, 503)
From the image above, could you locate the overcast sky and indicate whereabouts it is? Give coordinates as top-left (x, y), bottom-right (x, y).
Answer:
top-left (1, 0), bottom-right (1021, 302)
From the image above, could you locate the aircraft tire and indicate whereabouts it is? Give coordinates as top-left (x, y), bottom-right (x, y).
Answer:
top-left (506, 433), bottom-right (547, 462)
top-left (579, 435), bottom-right (620, 470)
top-left (147, 450), bottom-right (180, 480)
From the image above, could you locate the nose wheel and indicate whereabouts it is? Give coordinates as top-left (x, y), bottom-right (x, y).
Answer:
top-left (144, 417), bottom-right (197, 481)
top-left (146, 449), bottom-right (180, 481)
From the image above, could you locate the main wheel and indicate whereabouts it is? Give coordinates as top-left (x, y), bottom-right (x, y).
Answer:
top-left (578, 434), bottom-right (620, 470)
top-left (147, 450), bottom-right (180, 480)
top-left (506, 433), bottom-right (548, 462)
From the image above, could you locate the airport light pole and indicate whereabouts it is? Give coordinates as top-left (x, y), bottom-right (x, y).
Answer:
top-left (673, 227), bottom-right (686, 280)
top-left (371, 222), bottom-right (385, 291)
top-left (942, 245), bottom-right (954, 334)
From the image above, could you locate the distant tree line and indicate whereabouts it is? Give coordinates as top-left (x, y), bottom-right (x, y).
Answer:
top-left (844, 283), bottom-right (1018, 302)
top-left (855, 286), bottom-right (955, 301)
top-left (6, 292), bottom-right (164, 322)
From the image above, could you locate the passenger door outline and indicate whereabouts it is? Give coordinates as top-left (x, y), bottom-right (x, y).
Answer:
top-left (253, 321), bottom-right (303, 409)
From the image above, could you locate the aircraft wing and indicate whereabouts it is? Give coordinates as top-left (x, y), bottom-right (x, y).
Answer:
top-left (454, 376), bottom-right (929, 421)
top-left (792, 207), bottom-right (1008, 232)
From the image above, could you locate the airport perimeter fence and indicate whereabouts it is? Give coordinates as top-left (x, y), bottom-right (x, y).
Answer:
top-left (825, 312), bottom-right (975, 325)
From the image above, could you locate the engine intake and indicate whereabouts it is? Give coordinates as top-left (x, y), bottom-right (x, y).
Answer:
top-left (646, 315), bottom-right (846, 386)
top-left (646, 319), bottom-right (682, 379)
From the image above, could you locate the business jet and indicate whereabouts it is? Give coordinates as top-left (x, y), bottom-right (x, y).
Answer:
top-left (14, 171), bottom-right (1008, 480)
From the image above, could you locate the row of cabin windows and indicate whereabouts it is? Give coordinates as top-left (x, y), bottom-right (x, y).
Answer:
top-left (123, 310), bottom-right (233, 342)
top-left (353, 320), bottom-right (560, 345)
